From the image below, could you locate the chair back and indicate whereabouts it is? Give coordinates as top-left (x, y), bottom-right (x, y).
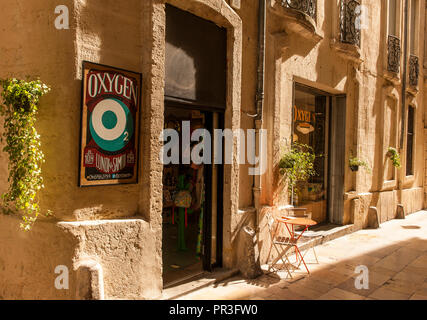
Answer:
top-left (266, 210), bottom-right (288, 241)
top-left (265, 211), bottom-right (277, 240)
top-left (265, 210), bottom-right (273, 227)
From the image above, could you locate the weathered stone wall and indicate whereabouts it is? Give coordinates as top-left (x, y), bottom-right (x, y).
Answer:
top-left (236, 0), bottom-right (259, 209)
top-left (58, 219), bottom-right (161, 299)
top-left (258, 0), bottom-right (426, 262)
top-left (0, 0), bottom-right (243, 299)
top-left (0, 0), bottom-right (164, 299)
top-left (0, 0), bottom-right (78, 299)
top-left (424, 1), bottom-right (427, 207)
top-left (0, 215), bottom-right (77, 300)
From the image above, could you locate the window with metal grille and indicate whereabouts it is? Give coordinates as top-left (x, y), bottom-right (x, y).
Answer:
top-left (387, 0), bottom-right (401, 73)
top-left (408, 0), bottom-right (419, 86)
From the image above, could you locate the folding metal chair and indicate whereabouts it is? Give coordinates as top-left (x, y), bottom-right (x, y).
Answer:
top-left (265, 211), bottom-right (296, 279)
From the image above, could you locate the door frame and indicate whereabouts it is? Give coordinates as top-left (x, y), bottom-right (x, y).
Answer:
top-left (201, 111), bottom-right (225, 271)
top-left (327, 95), bottom-right (347, 225)
top-left (162, 102), bottom-right (224, 273)
top-left (292, 83), bottom-right (346, 225)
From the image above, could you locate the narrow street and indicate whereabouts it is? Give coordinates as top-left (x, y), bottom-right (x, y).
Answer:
top-left (178, 211), bottom-right (427, 300)
top-left (1, 0), bottom-right (427, 301)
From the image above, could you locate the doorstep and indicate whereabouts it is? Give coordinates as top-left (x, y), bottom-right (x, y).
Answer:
top-left (296, 223), bottom-right (356, 252)
top-left (160, 268), bottom-right (240, 300)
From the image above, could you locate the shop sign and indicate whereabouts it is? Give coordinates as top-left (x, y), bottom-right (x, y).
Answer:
top-left (293, 106), bottom-right (315, 135)
top-left (294, 105), bottom-right (316, 124)
top-left (79, 61), bottom-right (142, 186)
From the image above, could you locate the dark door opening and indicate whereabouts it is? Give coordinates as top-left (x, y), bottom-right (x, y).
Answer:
top-left (163, 4), bottom-right (226, 287)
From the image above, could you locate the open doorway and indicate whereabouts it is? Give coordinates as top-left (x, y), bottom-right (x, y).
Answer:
top-left (162, 107), bottom-right (205, 285)
top-left (292, 84), bottom-right (329, 223)
top-left (162, 106), bottom-right (223, 286)
top-left (162, 4), bottom-right (227, 286)
top-left (292, 83), bottom-right (346, 225)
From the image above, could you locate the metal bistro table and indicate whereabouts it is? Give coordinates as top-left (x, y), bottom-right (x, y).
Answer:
top-left (278, 216), bottom-right (318, 274)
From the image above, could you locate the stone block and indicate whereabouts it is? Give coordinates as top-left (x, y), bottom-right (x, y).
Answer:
top-left (368, 206), bottom-right (380, 229)
top-left (75, 258), bottom-right (104, 300)
top-left (351, 198), bottom-right (363, 230)
top-left (396, 204), bottom-right (406, 219)
top-left (238, 226), bottom-right (263, 279)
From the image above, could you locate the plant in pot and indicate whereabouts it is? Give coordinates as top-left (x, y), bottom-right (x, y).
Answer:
top-left (349, 154), bottom-right (371, 173)
top-left (386, 147), bottom-right (402, 168)
top-left (279, 142), bottom-right (317, 206)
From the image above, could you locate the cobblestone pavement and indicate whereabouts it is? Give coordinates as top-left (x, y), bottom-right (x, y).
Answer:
top-left (178, 211), bottom-right (427, 300)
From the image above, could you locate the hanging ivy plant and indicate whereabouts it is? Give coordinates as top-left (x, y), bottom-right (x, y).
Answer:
top-left (278, 142), bottom-right (317, 196)
top-left (0, 78), bottom-right (51, 231)
top-left (386, 147), bottom-right (402, 168)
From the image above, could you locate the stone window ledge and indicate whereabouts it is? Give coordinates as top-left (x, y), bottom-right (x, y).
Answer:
top-left (330, 38), bottom-right (362, 64)
top-left (269, 2), bottom-right (322, 42)
top-left (381, 180), bottom-right (397, 191)
top-left (403, 175), bottom-right (416, 188)
top-left (406, 85), bottom-right (419, 96)
top-left (383, 71), bottom-right (401, 86)
top-left (344, 191), bottom-right (358, 201)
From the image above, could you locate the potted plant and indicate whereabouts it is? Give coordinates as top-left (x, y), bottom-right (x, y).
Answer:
top-left (279, 142), bottom-right (317, 205)
top-left (349, 155), bottom-right (371, 173)
top-left (386, 147), bottom-right (402, 168)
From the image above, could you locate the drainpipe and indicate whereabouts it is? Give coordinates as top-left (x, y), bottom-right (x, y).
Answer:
top-left (253, 0), bottom-right (266, 226)
top-left (255, 0), bottom-right (266, 122)
top-left (400, 0), bottom-right (409, 149)
top-left (236, 0), bottom-right (265, 278)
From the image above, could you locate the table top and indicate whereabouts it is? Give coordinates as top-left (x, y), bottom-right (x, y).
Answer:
top-left (279, 217), bottom-right (317, 226)
top-left (281, 207), bottom-right (307, 212)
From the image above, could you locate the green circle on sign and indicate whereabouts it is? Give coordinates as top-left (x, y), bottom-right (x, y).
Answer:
top-left (89, 98), bottom-right (134, 153)
top-left (102, 111), bottom-right (118, 129)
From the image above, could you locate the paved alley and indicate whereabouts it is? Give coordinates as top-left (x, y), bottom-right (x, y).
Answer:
top-left (178, 211), bottom-right (427, 300)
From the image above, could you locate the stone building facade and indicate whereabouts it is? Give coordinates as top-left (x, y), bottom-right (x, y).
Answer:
top-left (0, 0), bottom-right (425, 299)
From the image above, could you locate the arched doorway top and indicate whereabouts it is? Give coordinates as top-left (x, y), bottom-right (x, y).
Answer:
top-left (166, 0), bottom-right (242, 30)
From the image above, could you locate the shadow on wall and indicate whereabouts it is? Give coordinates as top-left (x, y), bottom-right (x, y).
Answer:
top-left (49, 0), bottom-right (146, 221)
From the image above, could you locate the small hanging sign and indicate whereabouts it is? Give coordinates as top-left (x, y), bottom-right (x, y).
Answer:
top-left (78, 61), bottom-right (142, 186)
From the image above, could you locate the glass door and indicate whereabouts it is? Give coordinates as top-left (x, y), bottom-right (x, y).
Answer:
top-left (292, 84), bottom-right (329, 223)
